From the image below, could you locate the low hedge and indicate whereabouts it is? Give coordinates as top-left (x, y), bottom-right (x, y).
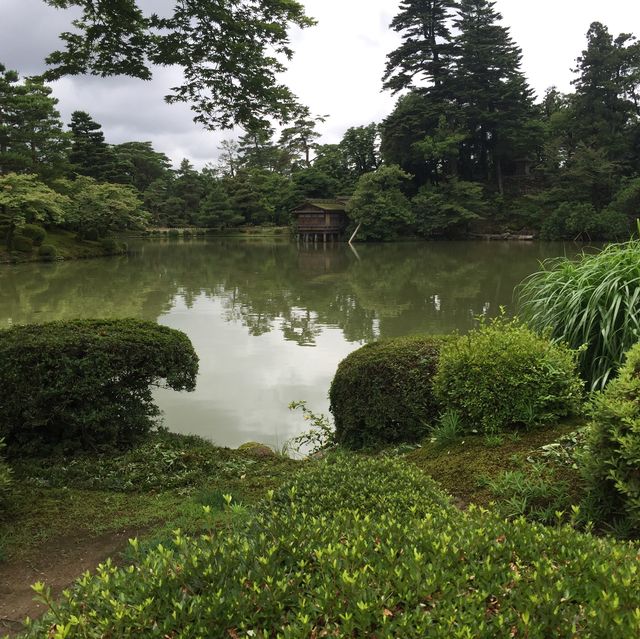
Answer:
top-left (434, 317), bottom-right (583, 433)
top-left (24, 456), bottom-right (640, 637)
top-left (329, 335), bottom-right (447, 448)
top-left (0, 320), bottom-right (199, 455)
top-left (582, 341), bottom-right (640, 534)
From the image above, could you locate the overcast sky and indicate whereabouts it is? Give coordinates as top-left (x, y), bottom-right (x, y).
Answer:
top-left (1, 0), bottom-right (639, 169)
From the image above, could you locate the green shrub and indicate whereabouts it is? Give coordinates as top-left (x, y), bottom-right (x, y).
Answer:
top-left (582, 342), bottom-right (640, 535)
top-left (518, 240), bottom-right (640, 389)
top-left (24, 456), bottom-right (640, 638)
top-left (20, 223), bottom-right (47, 246)
top-left (329, 335), bottom-right (447, 448)
top-left (0, 320), bottom-right (199, 455)
top-left (84, 228), bottom-right (100, 241)
top-left (434, 316), bottom-right (583, 433)
top-left (37, 243), bottom-right (58, 261)
top-left (0, 438), bottom-right (11, 509)
top-left (11, 234), bottom-right (33, 252)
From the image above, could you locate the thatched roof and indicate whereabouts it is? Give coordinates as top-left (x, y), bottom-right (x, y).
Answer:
top-left (292, 199), bottom-right (348, 213)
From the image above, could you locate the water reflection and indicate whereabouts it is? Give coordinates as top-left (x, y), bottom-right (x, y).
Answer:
top-left (0, 239), bottom-right (583, 447)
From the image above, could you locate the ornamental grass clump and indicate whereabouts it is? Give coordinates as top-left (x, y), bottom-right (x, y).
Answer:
top-left (0, 319), bottom-right (198, 455)
top-left (329, 335), bottom-right (447, 448)
top-left (24, 455), bottom-right (640, 638)
top-left (582, 341), bottom-right (640, 535)
top-left (433, 316), bottom-right (583, 433)
top-left (518, 239), bottom-right (640, 390)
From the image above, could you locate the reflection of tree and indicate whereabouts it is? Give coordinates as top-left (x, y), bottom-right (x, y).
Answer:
top-left (0, 239), bottom-right (576, 345)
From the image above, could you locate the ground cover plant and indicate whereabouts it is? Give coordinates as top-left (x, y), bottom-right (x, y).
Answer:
top-left (329, 335), bottom-right (447, 448)
top-left (518, 239), bottom-right (640, 389)
top-left (0, 319), bottom-right (198, 455)
top-left (0, 431), bottom-right (300, 563)
top-left (22, 455), bottom-right (640, 638)
top-left (433, 316), bottom-right (583, 433)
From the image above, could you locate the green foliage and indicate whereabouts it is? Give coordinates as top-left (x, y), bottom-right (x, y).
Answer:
top-left (413, 179), bottom-right (487, 237)
top-left (330, 335), bottom-right (446, 448)
top-left (430, 409), bottom-right (463, 446)
top-left (518, 240), bottom-right (640, 389)
top-left (43, 0), bottom-right (314, 130)
top-left (582, 342), bottom-right (640, 535)
top-left (482, 462), bottom-right (573, 526)
top-left (0, 438), bottom-right (11, 506)
top-left (0, 319), bottom-right (199, 455)
top-left (11, 234), bottom-right (33, 252)
top-left (434, 316), bottom-right (583, 433)
top-left (23, 455), bottom-right (640, 638)
top-left (288, 401), bottom-right (336, 455)
top-left (99, 237), bottom-right (121, 254)
top-left (347, 165), bottom-right (414, 240)
top-left (540, 202), bottom-right (629, 241)
top-left (37, 243), bottom-right (58, 260)
top-left (20, 223), bottom-right (47, 245)
top-left (0, 173), bottom-right (69, 244)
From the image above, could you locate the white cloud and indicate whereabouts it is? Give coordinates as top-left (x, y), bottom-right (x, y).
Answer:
top-left (1, 0), bottom-right (639, 167)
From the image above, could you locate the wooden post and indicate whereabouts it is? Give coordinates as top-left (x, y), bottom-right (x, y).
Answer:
top-left (349, 223), bottom-right (362, 245)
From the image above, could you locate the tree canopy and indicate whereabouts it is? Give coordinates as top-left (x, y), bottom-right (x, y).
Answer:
top-left (42, 0), bottom-right (315, 129)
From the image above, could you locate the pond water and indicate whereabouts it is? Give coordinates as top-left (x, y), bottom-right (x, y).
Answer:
top-left (0, 239), bottom-right (584, 449)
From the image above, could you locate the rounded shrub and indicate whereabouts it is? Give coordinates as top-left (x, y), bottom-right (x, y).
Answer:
top-left (20, 224), bottom-right (47, 246)
top-left (0, 319), bottom-right (199, 455)
top-left (84, 228), bottom-right (100, 241)
top-left (11, 234), bottom-right (33, 253)
top-left (37, 244), bottom-right (58, 261)
top-left (329, 335), bottom-right (447, 448)
top-left (582, 342), bottom-right (640, 535)
top-left (433, 316), bottom-right (583, 433)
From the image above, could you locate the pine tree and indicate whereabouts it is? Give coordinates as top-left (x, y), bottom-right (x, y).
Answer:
top-left (572, 22), bottom-right (640, 160)
top-left (452, 0), bottom-right (535, 189)
top-left (383, 0), bottom-right (459, 95)
top-left (0, 67), bottom-right (68, 177)
top-left (68, 111), bottom-right (117, 181)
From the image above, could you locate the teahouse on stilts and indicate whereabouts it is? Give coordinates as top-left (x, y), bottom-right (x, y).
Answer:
top-left (291, 198), bottom-right (349, 243)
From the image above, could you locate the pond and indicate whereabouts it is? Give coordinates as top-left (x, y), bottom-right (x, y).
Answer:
top-left (0, 239), bottom-right (585, 449)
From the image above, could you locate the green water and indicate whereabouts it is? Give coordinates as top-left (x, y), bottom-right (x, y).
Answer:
top-left (0, 239), bottom-right (583, 448)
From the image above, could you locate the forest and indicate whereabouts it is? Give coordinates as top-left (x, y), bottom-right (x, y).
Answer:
top-left (2, 0), bottom-right (640, 247)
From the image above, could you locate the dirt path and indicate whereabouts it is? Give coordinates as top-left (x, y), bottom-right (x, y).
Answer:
top-left (0, 527), bottom-right (146, 637)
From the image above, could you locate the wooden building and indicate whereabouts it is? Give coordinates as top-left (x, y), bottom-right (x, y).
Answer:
top-left (292, 199), bottom-right (349, 243)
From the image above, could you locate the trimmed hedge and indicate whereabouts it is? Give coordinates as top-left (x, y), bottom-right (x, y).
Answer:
top-left (434, 317), bottom-right (583, 433)
top-left (583, 342), bottom-right (640, 534)
top-left (329, 335), bottom-right (447, 448)
top-left (37, 243), bottom-right (58, 261)
top-left (24, 456), bottom-right (640, 638)
top-left (0, 320), bottom-right (199, 455)
top-left (20, 224), bottom-right (47, 246)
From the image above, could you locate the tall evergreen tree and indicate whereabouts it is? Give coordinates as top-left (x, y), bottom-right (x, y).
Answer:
top-left (68, 111), bottom-right (116, 181)
top-left (572, 22), bottom-right (640, 161)
top-left (0, 68), bottom-right (68, 177)
top-left (452, 0), bottom-right (535, 189)
top-left (383, 0), bottom-right (458, 95)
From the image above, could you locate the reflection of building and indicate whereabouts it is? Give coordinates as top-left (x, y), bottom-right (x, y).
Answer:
top-left (292, 199), bottom-right (349, 242)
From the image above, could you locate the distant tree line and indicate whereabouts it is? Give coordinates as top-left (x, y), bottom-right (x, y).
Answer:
top-left (2, 0), bottom-right (640, 242)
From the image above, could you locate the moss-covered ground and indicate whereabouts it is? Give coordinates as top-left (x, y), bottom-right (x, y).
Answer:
top-left (405, 419), bottom-right (584, 508)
